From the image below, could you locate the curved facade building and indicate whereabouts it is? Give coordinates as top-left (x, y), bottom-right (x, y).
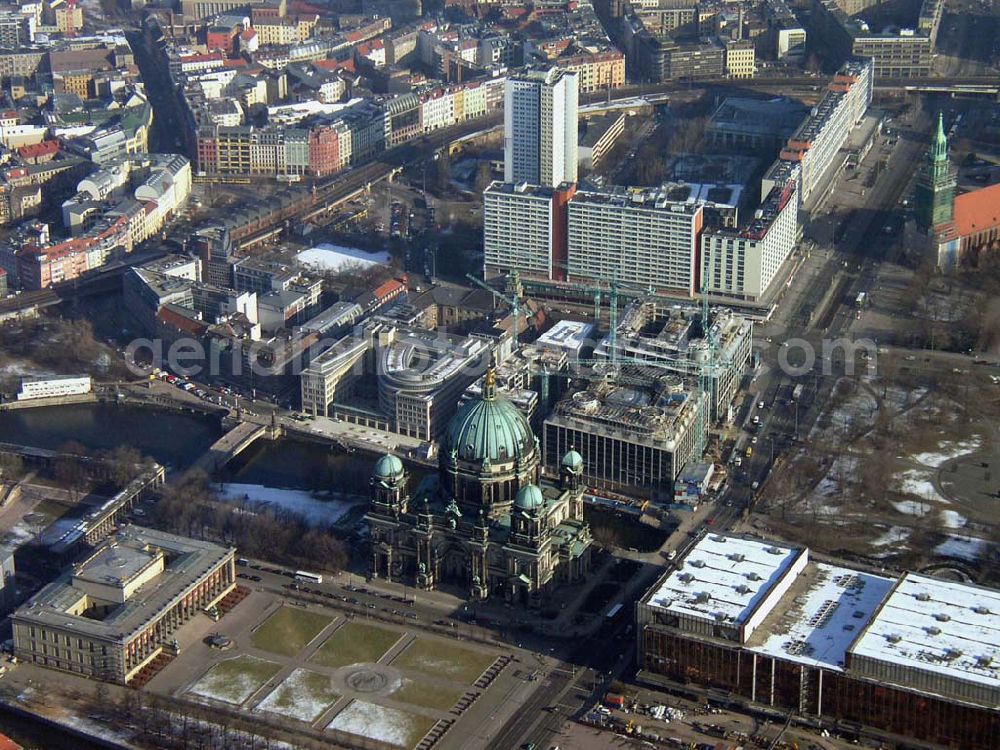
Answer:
top-left (377, 328), bottom-right (489, 440)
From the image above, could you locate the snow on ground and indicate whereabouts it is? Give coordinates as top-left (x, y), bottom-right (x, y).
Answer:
top-left (326, 700), bottom-right (421, 748)
top-left (892, 500), bottom-right (931, 517)
top-left (256, 668), bottom-right (338, 723)
top-left (940, 509), bottom-right (966, 530)
top-left (2, 520), bottom-right (39, 548)
top-left (297, 244), bottom-right (390, 273)
top-left (216, 483), bottom-right (356, 525)
top-left (0, 362), bottom-right (56, 377)
top-left (59, 713), bottom-right (134, 744)
top-left (913, 437), bottom-right (982, 468)
top-left (803, 455), bottom-right (858, 517)
top-left (828, 389), bottom-right (877, 431)
top-left (882, 384), bottom-right (927, 410)
top-left (190, 658), bottom-right (273, 705)
top-left (894, 469), bottom-right (948, 503)
top-left (935, 535), bottom-right (987, 561)
top-left (870, 526), bottom-right (912, 547)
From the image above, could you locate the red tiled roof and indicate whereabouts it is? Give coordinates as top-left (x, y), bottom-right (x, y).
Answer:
top-left (313, 58), bottom-right (354, 72)
top-left (0, 733), bottom-right (22, 750)
top-left (17, 140), bottom-right (59, 159)
top-left (181, 52), bottom-right (225, 63)
top-left (953, 183), bottom-right (1000, 237)
top-left (157, 306), bottom-right (207, 335)
top-left (373, 279), bottom-right (403, 299)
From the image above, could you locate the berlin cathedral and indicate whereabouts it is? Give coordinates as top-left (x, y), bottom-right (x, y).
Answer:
top-left (366, 370), bottom-right (593, 605)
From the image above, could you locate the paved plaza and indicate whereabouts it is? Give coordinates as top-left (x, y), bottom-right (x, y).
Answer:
top-left (148, 591), bottom-right (521, 749)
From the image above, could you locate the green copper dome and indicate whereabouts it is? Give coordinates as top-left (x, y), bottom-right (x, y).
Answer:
top-left (443, 370), bottom-right (535, 464)
top-left (514, 483), bottom-right (544, 511)
top-left (373, 453), bottom-right (404, 480)
top-left (561, 449), bottom-right (584, 470)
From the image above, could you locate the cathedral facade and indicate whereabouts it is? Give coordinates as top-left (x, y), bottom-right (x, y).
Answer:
top-left (366, 370), bottom-right (593, 605)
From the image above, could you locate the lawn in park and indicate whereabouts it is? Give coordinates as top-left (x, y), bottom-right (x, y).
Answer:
top-left (326, 699), bottom-right (437, 749)
top-left (310, 621), bottom-right (402, 668)
top-left (256, 668), bottom-right (340, 723)
top-left (392, 678), bottom-right (464, 711)
top-left (189, 655), bottom-right (282, 705)
top-left (251, 606), bottom-right (333, 657)
top-left (391, 637), bottom-right (496, 684)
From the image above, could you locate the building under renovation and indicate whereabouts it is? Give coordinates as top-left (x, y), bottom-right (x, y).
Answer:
top-left (542, 371), bottom-right (707, 496)
top-left (637, 533), bottom-right (1000, 750)
top-left (594, 300), bottom-right (752, 422)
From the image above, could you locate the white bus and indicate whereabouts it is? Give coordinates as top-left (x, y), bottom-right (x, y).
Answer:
top-left (294, 570), bottom-right (323, 584)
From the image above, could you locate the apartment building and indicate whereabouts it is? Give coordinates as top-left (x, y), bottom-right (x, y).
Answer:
top-left (483, 181), bottom-right (576, 282)
top-left (567, 187), bottom-right (704, 295)
top-left (557, 50), bottom-right (626, 93)
top-left (772, 57), bottom-right (872, 201)
top-left (504, 67), bottom-right (579, 187)
top-left (701, 163), bottom-right (798, 302)
top-left (724, 39), bottom-right (755, 78)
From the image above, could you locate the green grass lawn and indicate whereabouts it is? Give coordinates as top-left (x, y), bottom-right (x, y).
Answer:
top-left (326, 700), bottom-right (437, 749)
top-left (256, 668), bottom-right (340, 723)
top-left (251, 606), bottom-right (333, 657)
top-left (392, 679), bottom-right (464, 712)
top-left (392, 638), bottom-right (496, 684)
top-left (189, 655), bottom-right (282, 705)
top-left (310, 621), bottom-right (402, 669)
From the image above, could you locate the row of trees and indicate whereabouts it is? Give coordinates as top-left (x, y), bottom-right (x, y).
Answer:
top-left (153, 470), bottom-right (348, 573)
top-left (86, 686), bottom-right (372, 750)
top-left (47, 442), bottom-right (155, 502)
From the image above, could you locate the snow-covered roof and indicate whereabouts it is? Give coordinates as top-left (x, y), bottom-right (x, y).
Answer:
top-left (752, 563), bottom-right (894, 671)
top-left (296, 244), bottom-right (389, 273)
top-left (537, 320), bottom-right (594, 354)
top-left (849, 573), bottom-right (1000, 692)
top-left (645, 534), bottom-right (803, 629)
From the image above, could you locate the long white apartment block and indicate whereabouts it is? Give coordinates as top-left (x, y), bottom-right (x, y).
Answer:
top-left (567, 187), bottom-right (704, 295)
top-left (701, 163), bottom-right (799, 302)
top-left (483, 181), bottom-right (575, 281)
top-left (768, 57), bottom-right (873, 202)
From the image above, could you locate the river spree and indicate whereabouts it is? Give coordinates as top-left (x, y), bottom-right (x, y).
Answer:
top-left (0, 403), bottom-right (223, 469)
top-left (0, 403), bottom-right (426, 493)
top-left (219, 435), bottom-right (429, 494)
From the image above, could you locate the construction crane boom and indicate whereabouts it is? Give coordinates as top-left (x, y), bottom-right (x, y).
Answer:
top-left (466, 272), bottom-right (524, 350)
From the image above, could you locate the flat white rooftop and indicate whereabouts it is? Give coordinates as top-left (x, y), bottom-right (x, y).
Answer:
top-left (646, 534), bottom-right (802, 628)
top-left (537, 320), bottom-right (594, 353)
top-left (752, 563), bottom-right (894, 671)
top-left (850, 573), bottom-right (1000, 690)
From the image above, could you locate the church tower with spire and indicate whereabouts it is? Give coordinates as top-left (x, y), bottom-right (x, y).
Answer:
top-left (914, 113), bottom-right (956, 232)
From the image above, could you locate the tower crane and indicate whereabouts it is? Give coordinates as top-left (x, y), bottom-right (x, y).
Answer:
top-left (466, 271), bottom-right (527, 351)
top-left (567, 288), bottom-right (731, 459)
